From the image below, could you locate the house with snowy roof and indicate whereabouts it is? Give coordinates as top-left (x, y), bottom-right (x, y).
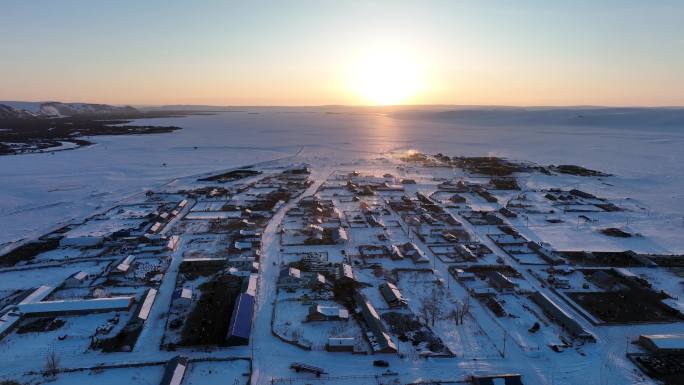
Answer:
top-left (307, 305), bottom-right (349, 321)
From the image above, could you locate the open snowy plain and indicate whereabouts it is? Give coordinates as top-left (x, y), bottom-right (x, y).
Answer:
top-left (2, 107), bottom-right (683, 252)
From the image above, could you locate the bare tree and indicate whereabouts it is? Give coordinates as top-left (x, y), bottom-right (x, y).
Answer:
top-left (419, 301), bottom-right (431, 325)
top-left (430, 287), bottom-right (440, 326)
top-left (462, 295), bottom-right (470, 321)
top-left (44, 351), bottom-right (60, 377)
top-left (421, 286), bottom-right (444, 327)
top-left (291, 327), bottom-right (303, 341)
top-left (451, 295), bottom-right (471, 325)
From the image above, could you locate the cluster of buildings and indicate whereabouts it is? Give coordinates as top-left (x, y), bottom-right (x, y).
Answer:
top-left (286, 195), bottom-right (349, 246)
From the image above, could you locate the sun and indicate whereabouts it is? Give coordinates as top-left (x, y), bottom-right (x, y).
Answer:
top-left (349, 49), bottom-right (423, 105)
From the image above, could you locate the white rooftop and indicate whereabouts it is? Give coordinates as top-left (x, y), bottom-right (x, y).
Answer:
top-left (18, 297), bottom-right (134, 315)
top-left (138, 288), bottom-right (158, 321)
top-left (71, 271), bottom-right (88, 281)
top-left (19, 286), bottom-right (55, 305)
top-left (180, 288), bottom-right (192, 299)
top-left (169, 363), bottom-right (187, 385)
top-left (316, 305), bottom-right (349, 319)
top-left (642, 334), bottom-right (684, 350)
top-left (0, 312), bottom-right (22, 336)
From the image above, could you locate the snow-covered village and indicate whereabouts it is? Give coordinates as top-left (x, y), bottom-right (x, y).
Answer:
top-left (1, 140), bottom-right (684, 384)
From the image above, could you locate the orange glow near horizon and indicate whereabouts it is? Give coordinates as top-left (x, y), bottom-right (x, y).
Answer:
top-left (1, 3), bottom-right (684, 106)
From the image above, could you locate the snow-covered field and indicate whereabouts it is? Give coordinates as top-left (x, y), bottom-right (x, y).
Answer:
top-left (2, 107), bottom-right (683, 252)
top-left (13, 365), bottom-right (164, 385)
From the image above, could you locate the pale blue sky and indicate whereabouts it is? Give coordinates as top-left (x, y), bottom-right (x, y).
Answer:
top-left (1, 1), bottom-right (682, 105)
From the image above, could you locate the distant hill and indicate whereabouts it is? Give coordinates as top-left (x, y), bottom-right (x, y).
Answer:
top-left (0, 104), bottom-right (38, 119)
top-left (0, 101), bottom-right (138, 119)
top-left (392, 107), bottom-right (684, 129)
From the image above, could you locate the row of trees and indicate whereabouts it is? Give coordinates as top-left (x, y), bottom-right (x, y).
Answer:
top-left (418, 285), bottom-right (470, 327)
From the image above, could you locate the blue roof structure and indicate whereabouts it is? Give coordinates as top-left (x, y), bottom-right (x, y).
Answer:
top-left (472, 374), bottom-right (524, 385)
top-left (226, 293), bottom-right (254, 344)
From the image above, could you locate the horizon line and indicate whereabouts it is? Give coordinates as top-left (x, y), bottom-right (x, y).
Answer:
top-left (3, 100), bottom-right (684, 110)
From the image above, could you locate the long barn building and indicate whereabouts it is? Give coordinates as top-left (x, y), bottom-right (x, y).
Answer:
top-left (529, 291), bottom-right (594, 341)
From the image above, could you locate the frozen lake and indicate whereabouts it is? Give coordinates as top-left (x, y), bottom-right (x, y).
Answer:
top-left (2, 107), bottom-right (683, 249)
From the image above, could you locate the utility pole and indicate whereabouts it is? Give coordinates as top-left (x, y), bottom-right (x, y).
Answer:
top-left (625, 335), bottom-right (630, 356)
top-left (502, 330), bottom-right (507, 358)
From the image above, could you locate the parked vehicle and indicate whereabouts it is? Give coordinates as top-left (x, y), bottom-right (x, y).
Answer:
top-left (528, 322), bottom-right (540, 333)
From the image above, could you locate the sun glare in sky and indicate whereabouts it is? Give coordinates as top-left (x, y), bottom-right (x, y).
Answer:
top-left (1, 2), bottom-right (683, 105)
top-left (349, 48), bottom-right (424, 105)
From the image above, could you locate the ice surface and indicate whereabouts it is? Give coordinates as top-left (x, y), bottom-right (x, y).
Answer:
top-left (2, 107), bottom-right (683, 252)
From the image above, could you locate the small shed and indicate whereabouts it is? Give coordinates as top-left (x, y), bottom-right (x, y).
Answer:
top-left (307, 305), bottom-right (349, 321)
top-left (167, 235), bottom-right (180, 250)
top-left (338, 263), bottom-right (356, 283)
top-left (332, 227), bottom-right (349, 243)
top-left (160, 355), bottom-right (188, 385)
top-left (401, 242), bottom-right (429, 264)
top-left (379, 282), bottom-right (408, 308)
top-left (326, 337), bottom-right (355, 352)
top-left (149, 222), bottom-right (163, 233)
top-left (278, 267), bottom-right (303, 288)
top-left (173, 288), bottom-right (193, 306)
top-left (64, 271), bottom-right (88, 287)
top-left (114, 255), bottom-right (136, 275)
